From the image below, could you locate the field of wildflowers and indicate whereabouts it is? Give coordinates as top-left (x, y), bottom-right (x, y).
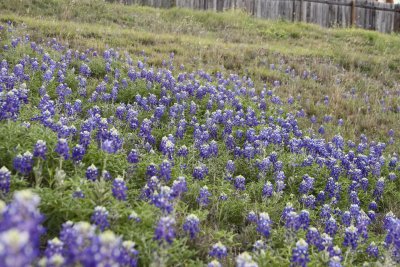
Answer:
top-left (1, 1), bottom-right (400, 266)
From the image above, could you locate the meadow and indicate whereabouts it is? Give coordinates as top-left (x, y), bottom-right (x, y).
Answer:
top-left (1, 0), bottom-right (400, 266)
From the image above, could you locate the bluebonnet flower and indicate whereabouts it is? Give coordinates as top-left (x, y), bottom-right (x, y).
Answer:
top-left (219, 193), bottom-right (228, 201)
top-left (306, 227), bottom-right (323, 251)
top-left (329, 245), bottom-right (343, 261)
top-left (285, 211), bottom-right (300, 232)
top-left (33, 140), bottom-right (47, 160)
top-left (128, 211), bottom-right (141, 223)
top-left (320, 205), bottom-right (332, 221)
top-left (281, 203), bottom-right (295, 221)
top-left (86, 164), bottom-right (98, 182)
top-left (39, 253), bottom-right (65, 266)
top-left (389, 172), bottom-right (397, 181)
top-left (193, 164), bottom-right (208, 180)
top-left (0, 229), bottom-right (37, 267)
top-left (54, 138), bottom-right (69, 160)
top-left (13, 63), bottom-right (24, 78)
top-left (225, 173), bottom-right (233, 182)
top-left (226, 160), bottom-right (235, 174)
top-left (101, 139), bottom-right (114, 154)
top-left (177, 145), bottom-right (189, 157)
top-left (325, 217), bottom-right (338, 236)
top-left (43, 69), bottom-right (53, 82)
top-left (0, 166), bottom-right (11, 193)
top-left (373, 177), bottom-right (385, 200)
top-left (91, 206), bottom-right (109, 231)
top-left (368, 201), bottom-right (377, 211)
top-left (247, 211), bottom-right (258, 223)
top-left (349, 204), bottom-right (360, 218)
top-left (262, 181), bottom-right (274, 198)
top-left (302, 195), bottom-right (316, 209)
top-left (13, 151), bottom-right (33, 176)
top-left (115, 105), bottom-right (126, 120)
top-left (328, 256), bottom-right (342, 267)
top-left (171, 176), bottom-right (187, 198)
top-left (243, 143), bottom-right (255, 160)
top-left (234, 175), bottom-right (246, 191)
top-left (82, 230), bottom-right (128, 266)
top-left (199, 144), bottom-right (211, 159)
top-left (112, 177), bottom-right (127, 201)
top-left (73, 99), bottom-right (82, 113)
top-left (197, 186), bottom-right (211, 207)
top-left (160, 137), bottom-right (174, 160)
top-left (151, 186), bottom-right (173, 214)
top-left (299, 175), bottom-right (314, 194)
top-left (146, 163), bottom-right (158, 178)
top-left (59, 222), bottom-right (137, 266)
top-left (383, 211), bottom-right (396, 230)
top-left (318, 125), bottom-right (325, 135)
top-left (127, 149), bottom-right (139, 164)
top-left (141, 176), bottom-right (159, 200)
top-left (209, 140), bottom-right (218, 157)
top-left (253, 239), bottom-right (267, 253)
top-left (120, 240), bottom-right (139, 267)
top-left (208, 260), bottom-right (222, 267)
top-left (384, 212), bottom-right (398, 245)
top-left (256, 212), bottom-right (272, 238)
top-left (183, 214), bottom-right (200, 239)
top-left (235, 252), bottom-right (258, 267)
top-left (389, 156), bottom-right (398, 170)
top-left (159, 160), bottom-right (172, 182)
top-left (102, 170), bottom-right (112, 181)
top-left (316, 191), bottom-right (325, 204)
top-left (343, 225), bottom-right (358, 250)
top-left (298, 210), bottom-right (310, 230)
top-left (79, 131), bottom-right (91, 149)
top-left (360, 178), bottom-right (368, 192)
top-left (44, 237), bottom-right (63, 258)
top-left (342, 211), bottom-right (351, 227)
top-left (276, 180), bottom-right (286, 193)
top-left (325, 177), bottom-right (336, 197)
top-left (209, 242), bottom-right (228, 259)
top-left (101, 131), bottom-right (123, 154)
top-left (72, 188), bottom-right (85, 199)
top-left (366, 242), bottom-right (379, 258)
top-left (291, 239), bottom-right (309, 267)
top-left (154, 216), bottom-right (175, 244)
top-left (0, 190), bottom-right (45, 266)
top-left (79, 63), bottom-right (91, 77)
top-left (71, 144), bottom-right (85, 163)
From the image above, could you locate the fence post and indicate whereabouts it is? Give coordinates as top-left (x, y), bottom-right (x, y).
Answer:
top-left (395, 4), bottom-right (400, 32)
top-left (351, 0), bottom-right (356, 27)
top-left (299, 0), bottom-right (303, 21)
top-left (292, 0), bottom-right (296, 22)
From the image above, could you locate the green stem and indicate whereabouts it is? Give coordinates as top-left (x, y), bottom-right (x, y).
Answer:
top-left (35, 158), bottom-right (41, 188)
top-left (344, 249), bottom-right (351, 265)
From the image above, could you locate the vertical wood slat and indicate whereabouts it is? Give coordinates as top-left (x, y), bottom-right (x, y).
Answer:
top-left (351, 0), bottom-right (356, 26)
top-left (106, 0), bottom-right (400, 33)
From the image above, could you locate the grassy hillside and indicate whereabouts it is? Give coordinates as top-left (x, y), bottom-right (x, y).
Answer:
top-left (1, 0), bottom-right (400, 266)
top-left (1, 0), bottom-right (400, 142)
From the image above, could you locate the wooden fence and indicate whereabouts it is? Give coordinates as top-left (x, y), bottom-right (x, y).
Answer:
top-left (108, 0), bottom-right (400, 33)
